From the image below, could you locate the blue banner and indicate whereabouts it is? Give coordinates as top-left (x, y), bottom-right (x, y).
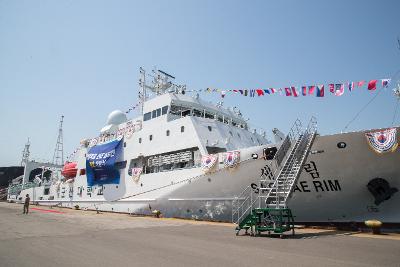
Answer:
top-left (86, 139), bottom-right (123, 186)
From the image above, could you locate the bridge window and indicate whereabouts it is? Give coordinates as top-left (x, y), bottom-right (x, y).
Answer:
top-left (156, 108), bottom-right (161, 117)
top-left (166, 130), bottom-right (170, 136)
top-left (162, 105), bottom-right (168, 115)
top-left (139, 138), bottom-right (142, 144)
top-left (208, 126), bottom-right (212, 132)
top-left (181, 126), bottom-right (185, 133)
top-left (152, 110), bottom-right (157, 119)
top-left (149, 135), bottom-right (153, 141)
top-left (143, 112), bottom-right (151, 121)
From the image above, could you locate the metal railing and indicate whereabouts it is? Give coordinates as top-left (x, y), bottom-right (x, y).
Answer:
top-left (232, 117), bottom-right (317, 225)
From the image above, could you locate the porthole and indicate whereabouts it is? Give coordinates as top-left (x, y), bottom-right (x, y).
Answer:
top-left (149, 135), bottom-right (153, 141)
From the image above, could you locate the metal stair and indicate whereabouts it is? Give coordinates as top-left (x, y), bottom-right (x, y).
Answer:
top-left (232, 117), bottom-right (317, 236)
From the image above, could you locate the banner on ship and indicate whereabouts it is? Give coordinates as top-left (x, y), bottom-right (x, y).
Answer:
top-left (86, 139), bottom-right (123, 186)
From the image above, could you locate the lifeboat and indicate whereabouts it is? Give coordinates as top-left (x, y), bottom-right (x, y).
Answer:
top-left (61, 162), bottom-right (78, 179)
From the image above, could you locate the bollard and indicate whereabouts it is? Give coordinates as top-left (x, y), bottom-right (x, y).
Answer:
top-left (365, 220), bottom-right (382, 234)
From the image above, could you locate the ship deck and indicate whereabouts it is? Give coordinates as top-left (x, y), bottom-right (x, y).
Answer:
top-left (0, 202), bottom-right (399, 267)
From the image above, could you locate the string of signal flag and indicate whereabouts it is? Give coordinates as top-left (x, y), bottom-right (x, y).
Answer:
top-left (202, 78), bottom-right (391, 98)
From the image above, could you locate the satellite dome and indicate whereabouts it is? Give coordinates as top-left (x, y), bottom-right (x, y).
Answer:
top-left (106, 110), bottom-right (127, 125)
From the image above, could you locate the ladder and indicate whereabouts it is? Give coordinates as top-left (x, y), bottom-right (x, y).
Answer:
top-left (232, 117), bottom-right (317, 237)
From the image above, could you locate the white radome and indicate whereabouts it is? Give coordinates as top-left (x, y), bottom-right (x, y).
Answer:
top-left (106, 110), bottom-right (127, 125)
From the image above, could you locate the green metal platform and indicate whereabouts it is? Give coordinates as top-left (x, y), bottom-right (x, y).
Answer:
top-left (236, 208), bottom-right (295, 238)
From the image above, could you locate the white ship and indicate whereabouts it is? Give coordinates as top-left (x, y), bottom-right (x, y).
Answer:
top-left (7, 69), bottom-right (400, 225)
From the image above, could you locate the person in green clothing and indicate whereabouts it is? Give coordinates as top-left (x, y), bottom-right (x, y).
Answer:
top-left (23, 194), bottom-right (30, 214)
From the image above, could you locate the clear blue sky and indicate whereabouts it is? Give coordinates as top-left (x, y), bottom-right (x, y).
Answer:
top-left (0, 0), bottom-right (399, 166)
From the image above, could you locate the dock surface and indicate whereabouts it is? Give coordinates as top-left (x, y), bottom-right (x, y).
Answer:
top-left (0, 202), bottom-right (399, 267)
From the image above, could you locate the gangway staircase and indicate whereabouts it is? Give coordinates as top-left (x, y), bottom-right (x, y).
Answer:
top-left (232, 117), bottom-right (317, 237)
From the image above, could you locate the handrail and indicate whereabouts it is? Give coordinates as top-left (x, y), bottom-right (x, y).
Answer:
top-left (232, 117), bottom-right (318, 226)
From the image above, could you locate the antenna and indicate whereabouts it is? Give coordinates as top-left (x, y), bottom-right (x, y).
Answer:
top-left (138, 67), bottom-right (146, 115)
top-left (52, 115), bottom-right (64, 166)
top-left (20, 138), bottom-right (30, 166)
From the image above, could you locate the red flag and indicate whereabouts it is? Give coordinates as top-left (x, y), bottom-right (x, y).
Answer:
top-left (308, 85), bottom-right (316, 95)
top-left (256, 89), bottom-right (264, 96)
top-left (328, 84), bottom-right (335, 93)
top-left (367, 80), bottom-right (377, 90)
top-left (357, 81), bottom-right (365, 87)
top-left (291, 86), bottom-right (299, 97)
top-left (285, 87), bottom-right (292, 96)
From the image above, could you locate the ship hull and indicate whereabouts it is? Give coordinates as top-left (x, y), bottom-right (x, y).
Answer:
top-left (8, 129), bottom-right (400, 224)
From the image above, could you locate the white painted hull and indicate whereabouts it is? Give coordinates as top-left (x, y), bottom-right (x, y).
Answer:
top-left (9, 129), bottom-right (400, 224)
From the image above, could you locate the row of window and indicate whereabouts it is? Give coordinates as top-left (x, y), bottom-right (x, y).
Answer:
top-left (138, 126), bottom-right (185, 143)
top-left (143, 105), bottom-right (169, 121)
top-left (169, 104), bottom-right (247, 129)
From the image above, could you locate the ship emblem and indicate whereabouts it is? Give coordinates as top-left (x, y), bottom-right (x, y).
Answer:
top-left (365, 128), bottom-right (398, 153)
top-left (367, 178), bottom-right (398, 205)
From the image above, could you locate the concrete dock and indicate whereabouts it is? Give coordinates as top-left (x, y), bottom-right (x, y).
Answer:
top-left (0, 202), bottom-right (399, 267)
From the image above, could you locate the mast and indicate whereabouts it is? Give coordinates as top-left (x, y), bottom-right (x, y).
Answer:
top-left (20, 138), bottom-right (30, 166)
top-left (139, 67), bottom-right (146, 115)
top-left (52, 115), bottom-right (64, 166)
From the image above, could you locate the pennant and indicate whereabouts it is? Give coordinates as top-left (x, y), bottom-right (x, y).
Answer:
top-left (264, 89), bottom-right (270, 94)
top-left (256, 89), bottom-right (264, 96)
top-left (249, 89), bottom-right (255, 97)
top-left (308, 86), bottom-right (316, 95)
top-left (334, 84), bottom-right (344, 96)
top-left (270, 88), bottom-right (276, 94)
top-left (239, 90), bottom-right (244, 95)
top-left (381, 79), bottom-right (391, 88)
top-left (285, 87), bottom-right (292, 96)
top-left (348, 82), bottom-right (355, 91)
top-left (233, 89), bottom-right (239, 93)
top-left (357, 81), bottom-right (365, 87)
top-left (221, 90), bottom-right (226, 98)
top-left (301, 86), bottom-right (307, 96)
top-left (278, 88), bottom-right (283, 95)
top-left (368, 80), bottom-right (377, 90)
top-left (291, 86), bottom-right (299, 97)
top-left (244, 90), bottom-right (248, 96)
top-left (328, 84), bottom-right (335, 93)
top-left (316, 85), bottom-right (324, 97)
